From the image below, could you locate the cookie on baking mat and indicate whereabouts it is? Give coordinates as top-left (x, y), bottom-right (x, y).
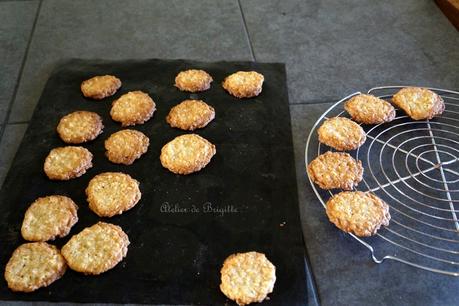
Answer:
top-left (160, 134), bottom-right (216, 175)
top-left (166, 99), bottom-right (215, 131)
top-left (105, 129), bottom-right (149, 165)
top-left (307, 151), bottom-right (363, 190)
top-left (317, 117), bottom-right (366, 151)
top-left (326, 191), bottom-right (391, 237)
top-left (81, 75), bottom-right (121, 100)
top-left (57, 111), bottom-right (103, 144)
top-left (344, 94), bottom-right (396, 124)
top-left (392, 87), bottom-right (445, 120)
top-left (21, 195), bottom-right (78, 242)
top-left (174, 69), bottom-right (213, 92)
top-left (86, 172), bottom-right (141, 217)
top-left (4, 242), bottom-right (66, 292)
top-left (110, 91), bottom-right (156, 126)
top-left (220, 251), bottom-right (276, 306)
top-left (61, 222), bottom-right (129, 275)
top-left (44, 146), bottom-right (93, 180)
top-left (222, 71), bottom-right (264, 98)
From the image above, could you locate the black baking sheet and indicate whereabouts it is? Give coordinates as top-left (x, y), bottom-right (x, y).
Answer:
top-left (0, 59), bottom-right (307, 305)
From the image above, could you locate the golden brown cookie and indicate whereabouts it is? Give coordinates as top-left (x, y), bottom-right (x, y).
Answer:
top-left (326, 191), bottom-right (391, 237)
top-left (307, 151), bottom-right (363, 190)
top-left (57, 111), bottom-right (103, 144)
top-left (21, 195), bottom-right (78, 242)
top-left (4, 242), bottom-right (67, 292)
top-left (110, 91), bottom-right (156, 127)
top-left (61, 222), bottom-right (129, 275)
top-left (317, 117), bottom-right (366, 151)
top-left (220, 251), bottom-right (276, 306)
top-left (105, 129), bottom-right (149, 165)
top-left (166, 99), bottom-right (215, 131)
top-left (81, 75), bottom-right (121, 100)
top-left (174, 69), bottom-right (213, 92)
top-left (344, 94), bottom-right (396, 124)
top-left (86, 172), bottom-right (141, 217)
top-left (222, 71), bottom-right (264, 98)
top-left (392, 87), bottom-right (445, 120)
top-left (160, 134), bottom-right (216, 175)
top-left (44, 146), bottom-right (93, 180)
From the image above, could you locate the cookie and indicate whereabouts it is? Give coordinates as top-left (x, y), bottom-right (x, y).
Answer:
top-left (392, 87), bottom-right (445, 120)
top-left (317, 117), bottom-right (366, 151)
top-left (105, 129), bottom-right (149, 165)
top-left (174, 69), bottom-right (213, 92)
top-left (81, 75), bottom-right (121, 100)
top-left (326, 191), bottom-right (391, 237)
top-left (21, 195), bottom-right (78, 242)
top-left (222, 71), bottom-right (264, 98)
top-left (166, 99), bottom-right (215, 131)
top-left (344, 94), bottom-right (396, 124)
top-left (61, 222), bottom-right (129, 275)
top-left (160, 134), bottom-right (216, 175)
top-left (220, 251), bottom-right (276, 306)
top-left (86, 172), bottom-right (141, 217)
top-left (4, 242), bottom-right (66, 292)
top-left (110, 91), bottom-right (156, 126)
top-left (57, 111), bottom-right (103, 144)
top-left (44, 146), bottom-right (93, 180)
top-left (307, 151), bottom-right (363, 190)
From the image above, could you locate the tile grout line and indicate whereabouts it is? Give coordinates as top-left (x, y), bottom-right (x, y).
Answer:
top-left (0, 0), bottom-right (42, 144)
top-left (237, 0), bottom-right (256, 62)
top-left (7, 121), bottom-right (31, 126)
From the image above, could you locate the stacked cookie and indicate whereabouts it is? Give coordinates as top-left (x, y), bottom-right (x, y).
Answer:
top-left (307, 88), bottom-right (445, 238)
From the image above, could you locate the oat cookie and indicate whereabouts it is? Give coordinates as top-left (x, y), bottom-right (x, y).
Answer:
top-left (166, 99), bottom-right (215, 131)
top-left (21, 195), bottom-right (78, 242)
top-left (220, 251), bottom-right (276, 306)
top-left (81, 75), bottom-right (121, 100)
top-left (44, 146), bottom-right (93, 180)
top-left (307, 151), bottom-right (363, 190)
top-left (344, 94), bottom-right (396, 124)
top-left (317, 117), bottom-right (366, 151)
top-left (392, 87), bottom-right (445, 120)
top-left (326, 191), bottom-right (391, 237)
top-left (105, 129), bottom-right (149, 165)
top-left (61, 222), bottom-right (129, 275)
top-left (4, 242), bottom-right (66, 292)
top-left (86, 172), bottom-right (141, 217)
top-left (160, 134), bottom-right (216, 175)
top-left (110, 91), bottom-right (156, 126)
top-left (57, 111), bottom-right (103, 144)
top-left (174, 69), bottom-right (213, 92)
top-left (222, 71), bottom-right (264, 98)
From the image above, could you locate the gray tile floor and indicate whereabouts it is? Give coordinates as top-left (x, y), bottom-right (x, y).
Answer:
top-left (0, 0), bottom-right (458, 305)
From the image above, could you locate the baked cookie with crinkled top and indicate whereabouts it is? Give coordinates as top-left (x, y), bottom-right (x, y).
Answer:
top-left (110, 91), bottom-right (156, 126)
top-left (317, 117), bottom-right (366, 151)
top-left (392, 87), bottom-right (445, 120)
top-left (105, 129), bottom-right (149, 165)
top-left (81, 75), bottom-right (121, 100)
top-left (166, 99), bottom-right (215, 131)
top-left (326, 191), bottom-right (391, 237)
top-left (160, 134), bottom-right (216, 175)
top-left (222, 71), bottom-right (264, 98)
top-left (220, 251), bottom-right (276, 306)
top-left (86, 172), bottom-right (141, 217)
top-left (44, 146), bottom-right (93, 180)
top-left (307, 151), bottom-right (363, 190)
top-left (4, 242), bottom-right (67, 292)
top-left (21, 195), bottom-right (78, 242)
top-left (57, 111), bottom-right (103, 144)
top-left (344, 94), bottom-right (396, 124)
top-left (174, 69), bottom-right (213, 92)
top-left (61, 222), bottom-right (129, 275)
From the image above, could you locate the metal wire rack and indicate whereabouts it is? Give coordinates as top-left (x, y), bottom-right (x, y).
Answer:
top-left (305, 86), bottom-right (459, 276)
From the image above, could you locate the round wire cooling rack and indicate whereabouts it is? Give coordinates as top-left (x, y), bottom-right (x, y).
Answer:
top-left (305, 86), bottom-right (459, 276)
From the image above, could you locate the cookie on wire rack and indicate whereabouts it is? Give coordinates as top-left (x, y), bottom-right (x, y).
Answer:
top-left (392, 87), bottom-right (445, 120)
top-left (317, 117), bottom-right (366, 151)
top-left (344, 94), bottom-right (396, 124)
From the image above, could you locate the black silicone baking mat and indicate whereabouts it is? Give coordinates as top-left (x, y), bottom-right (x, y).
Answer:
top-left (0, 59), bottom-right (307, 305)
